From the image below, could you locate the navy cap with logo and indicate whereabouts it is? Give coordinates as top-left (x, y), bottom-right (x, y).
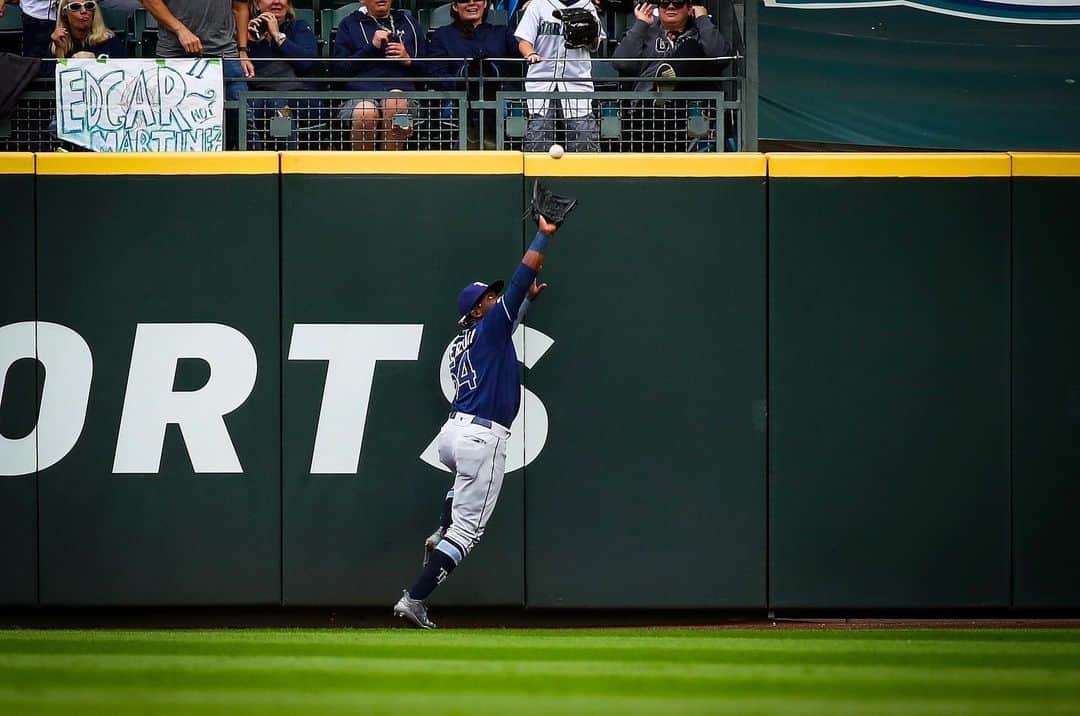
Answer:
top-left (457, 280), bottom-right (505, 323)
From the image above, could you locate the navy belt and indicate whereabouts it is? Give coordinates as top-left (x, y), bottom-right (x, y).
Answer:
top-left (449, 411), bottom-right (493, 429)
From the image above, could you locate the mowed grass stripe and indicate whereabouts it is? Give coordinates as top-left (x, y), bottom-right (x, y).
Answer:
top-left (3, 686), bottom-right (1078, 716)
top-left (2, 652), bottom-right (1080, 688)
top-left (1, 653), bottom-right (1079, 702)
top-left (2, 630), bottom-right (1079, 670)
top-left (1, 629), bottom-right (1078, 715)
top-left (6, 628), bottom-right (1080, 643)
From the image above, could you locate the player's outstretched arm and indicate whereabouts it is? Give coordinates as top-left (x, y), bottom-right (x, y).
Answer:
top-left (523, 215), bottom-right (558, 270)
top-left (500, 216), bottom-right (558, 321)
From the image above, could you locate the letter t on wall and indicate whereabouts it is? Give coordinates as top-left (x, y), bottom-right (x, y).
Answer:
top-left (288, 324), bottom-right (423, 474)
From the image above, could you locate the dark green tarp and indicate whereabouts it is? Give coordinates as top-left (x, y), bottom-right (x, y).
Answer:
top-left (759, 6), bottom-right (1080, 149)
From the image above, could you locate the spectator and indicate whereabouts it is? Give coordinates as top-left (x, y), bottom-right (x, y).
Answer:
top-left (50, 0), bottom-right (127, 58)
top-left (334, 0), bottom-right (426, 150)
top-left (428, 0), bottom-right (519, 79)
top-left (613, 1), bottom-right (730, 91)
top-left (613, 0), bottom-right (730, 151)
top-left (428, 0), bottom-right (520, 148)
top-left (140, 0), bottom-right (250, 100)
top-left (5, 0), bottom-right (59, 59)
top-left (514, 0), bottom-right (604, 153)
top-left (245, 0), bottom-right (317, 148)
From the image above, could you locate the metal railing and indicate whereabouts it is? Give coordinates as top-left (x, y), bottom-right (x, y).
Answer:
top-left (0, 57), bottom-right (746, 153)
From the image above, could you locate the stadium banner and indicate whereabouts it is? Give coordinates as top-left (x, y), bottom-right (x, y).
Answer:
top-left (54, 58), bottom-right (224, 153)
top-left (759, 7), bottom-right (1080, 150)
top-left (763, 0), bottom-right (1080, 24)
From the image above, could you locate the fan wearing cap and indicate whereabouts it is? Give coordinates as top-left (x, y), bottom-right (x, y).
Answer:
top-left (392, 211), bottom-right (560, 630)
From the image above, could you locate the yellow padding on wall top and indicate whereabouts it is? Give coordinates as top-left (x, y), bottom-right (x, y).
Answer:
top-left (524, 153), bottom-right (767, 177)
top-left (281, 151), bottom-right (523, 174)
top-left (0, 153), bottom-right (35, 174)
top-left (767, 153), bottom-right (1011, 178)
top-left (1010, 153), bottom-right (1080, 177)
top-left (36, 152), bottom-right (280, 175)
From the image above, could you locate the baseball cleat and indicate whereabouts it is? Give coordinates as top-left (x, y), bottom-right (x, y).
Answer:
top-left (393, 590), bottom-right (437, 629)
top-left (423, 527), bottom-right (445, 567)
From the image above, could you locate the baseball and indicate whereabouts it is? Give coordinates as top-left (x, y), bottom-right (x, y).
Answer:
top-left (548, 144), bottom-right (565, 159)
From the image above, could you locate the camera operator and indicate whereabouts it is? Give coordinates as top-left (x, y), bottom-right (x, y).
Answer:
top-left (333, 0), bottom-right (426, 150)
top-left (245, 0), bottom-right (317, 148)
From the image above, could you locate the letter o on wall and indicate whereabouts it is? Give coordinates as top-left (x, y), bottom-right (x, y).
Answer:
top-left (0, 322), bottom-right (94, 477)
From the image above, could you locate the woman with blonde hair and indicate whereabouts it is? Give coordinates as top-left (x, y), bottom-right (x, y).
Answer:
top-left (50, 0), bottom-right (127, 58)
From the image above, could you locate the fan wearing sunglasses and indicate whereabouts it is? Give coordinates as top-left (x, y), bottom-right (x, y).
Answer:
top-left (50, 0), bottom-right (127, 58)
top-left (612, 0), bottom-right (730, 93)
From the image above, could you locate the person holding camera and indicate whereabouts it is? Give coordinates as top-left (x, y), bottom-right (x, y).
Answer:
top-left (244, 0), bottom-right (317, 148)
top-left (333, 0), bottom-right (426, 150)
top-left (613, 0), bottom-right (730, 91)
top-left (613, 0), bottom-right (731, 150)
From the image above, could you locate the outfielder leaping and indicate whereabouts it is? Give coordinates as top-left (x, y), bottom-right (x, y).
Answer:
top-left (393, 182), bottom-right (578, 629)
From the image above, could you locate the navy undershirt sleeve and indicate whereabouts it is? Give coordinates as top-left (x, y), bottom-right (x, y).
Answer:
top-left (478, 261), bottom-right (537, 346)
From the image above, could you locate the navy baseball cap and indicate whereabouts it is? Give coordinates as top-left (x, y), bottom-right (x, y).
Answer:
top-left (457, 280), bottom-right (504, 322)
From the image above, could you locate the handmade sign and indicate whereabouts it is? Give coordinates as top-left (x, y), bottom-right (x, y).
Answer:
top-left (55, 58), bottom-right (224, 152)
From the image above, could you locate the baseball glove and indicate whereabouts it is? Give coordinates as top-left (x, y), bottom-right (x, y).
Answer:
top-left (553, 7), bottom-right (599, 50)
top-left (530, 180), bottom-right (578, 226)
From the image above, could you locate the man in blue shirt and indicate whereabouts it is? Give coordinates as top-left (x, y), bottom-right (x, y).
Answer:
top-left (393, 211), bottom-right (561, 629)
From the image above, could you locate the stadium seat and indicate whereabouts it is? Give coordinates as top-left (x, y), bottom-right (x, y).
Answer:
top-left (102, 6), bottom-right (133, 50)
top-left (424, 2), bottom-right (507, 30)
top-left (133, 7), bottom-right (158, 57)
top-left (294, 6), bottom-right (316, 31)
top-left (0, 4), bottom-right (22, 34)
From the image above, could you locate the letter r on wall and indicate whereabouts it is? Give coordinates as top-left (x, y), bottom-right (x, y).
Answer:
top-left (113, 323), bottom-right (258, 474)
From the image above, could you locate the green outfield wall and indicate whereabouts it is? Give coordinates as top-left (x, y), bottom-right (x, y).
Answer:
top-left (0, 151), bottom-right (1075, 610)
top-left (33, 153), bottom-right (282, 605)
top-left (1010, 155), bottom-right (1080, 609)
top-left (279, 153), bottom-right (525, 606)
top-left (522, 156), bottom-right (768, 608)
top-left (768, 154), bottom-right (1012, 609)
top-left (0, 154), bottom-right (38, 606)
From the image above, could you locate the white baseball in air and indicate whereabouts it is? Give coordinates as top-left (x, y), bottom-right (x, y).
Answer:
top-left (548, 144), bottom-right (565, 159)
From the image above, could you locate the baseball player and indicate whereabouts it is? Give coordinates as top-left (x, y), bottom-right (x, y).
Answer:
top-left (394, 183), bottom-right (577, 629)
top-left (514, 0), bottom-right (605, 152)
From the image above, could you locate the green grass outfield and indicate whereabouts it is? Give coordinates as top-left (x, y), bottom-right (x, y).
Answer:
top-left (1, 628), bottom-right (1079, 715)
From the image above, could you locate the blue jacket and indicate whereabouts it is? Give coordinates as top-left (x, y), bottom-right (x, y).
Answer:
top-left (427, 21), bottom-right (519, 82)
top-left (247, 18), bottom-right (318, 90)
top-left (333, 9), bottom-right (427, 91)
